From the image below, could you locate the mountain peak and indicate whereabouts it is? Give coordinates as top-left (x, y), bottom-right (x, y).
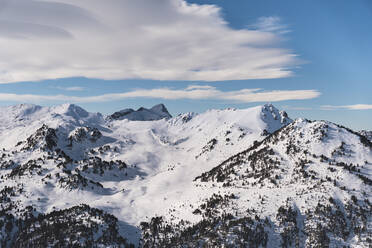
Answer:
top-left (150, 103), bottom-right (171, 117)
top-left (109, 103), bottom-right (172, 121)
top-left (262, 103), bottom-right (275, 109)
top-left (52, 103), bottom-right (89, 119)
top-left (259, 103), bottom-right (292, 133)
top-left (48, 103), bottom-right (104, 126)
top-left (1, 103), bottom-right (43, 118)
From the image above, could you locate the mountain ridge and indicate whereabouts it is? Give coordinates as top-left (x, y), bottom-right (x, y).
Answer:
top-left (108, 103), bottom-right (172, 121)
top-left (0, 103), bottom-right (370, 247)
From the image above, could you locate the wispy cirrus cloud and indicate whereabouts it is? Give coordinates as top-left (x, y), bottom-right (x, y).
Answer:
top-left (251, 16), bottom-right (289, 34)
top-left (0, 85), bottom-right (320, 104)
top-left (0, 0), bottom-right (298, 83)
top-left (54, 86), bottom-right (85, 91)
top-left (321, 104), bottom-right (372, 110)
top-left (280, 105), bottom-right (313, 111)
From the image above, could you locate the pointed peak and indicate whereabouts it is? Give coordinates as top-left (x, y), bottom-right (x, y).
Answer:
top-left (258, 104), bottom-right (292, 133)
top-left (262, 103), bottom-right (275, 108)
top-left (151, 103), bottom-right (166, 110)
top-left (150, 103), bottom-right (171, 117)
top-left (59, 103), bottom-right (84, 111)
top-left (109, 103), bottom-right (171, 121)
top-left (53, 103), bottom-right (89, 118)
top-left (137, 107), bottom-right (147, 111)
top-left (260, 103), bottom-right (279, 113)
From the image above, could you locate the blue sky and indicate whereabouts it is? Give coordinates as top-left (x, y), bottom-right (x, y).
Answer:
top-left (0, 0), bottom-right (371, 130)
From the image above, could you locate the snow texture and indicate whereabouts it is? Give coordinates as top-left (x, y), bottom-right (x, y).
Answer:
top-left (0, 103), bottom-right (370, 247)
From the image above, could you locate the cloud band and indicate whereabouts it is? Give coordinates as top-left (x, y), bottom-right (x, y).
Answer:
top-left (321, 104), bottom-right (372, 110)
top-left (0, 85), bottom-right (320, 104)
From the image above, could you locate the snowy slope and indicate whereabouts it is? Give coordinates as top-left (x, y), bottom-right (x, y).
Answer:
top-left (186, 119), bottom-right (372, 247)
top-left (0, 103), bottom-right (370, 247)
top-left (0, 103), bottom-right (104, 149)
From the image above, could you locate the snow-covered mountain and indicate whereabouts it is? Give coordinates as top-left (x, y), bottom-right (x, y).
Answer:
top-left (0, 103), bottom-right (370, 247)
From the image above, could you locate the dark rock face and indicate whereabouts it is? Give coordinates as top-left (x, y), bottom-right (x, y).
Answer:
top-left (150, 104), bottom-right (171, 117)
top-left (110, 108), bottom-right (135, 120)
top-left (0, 204), bottom-right (134, 247)
top-left (21, 124), bottom-right (58, 151)
top-left (359, 130), bottom-right (372, 142)
top-left (68, 126), bottom-right (103, 145)
top-left (9, 159), bottom-right (44, 178)
top-left (140, 214), bottom-right (269, 248)
top-left (108, 104), bottom-right (172, 121)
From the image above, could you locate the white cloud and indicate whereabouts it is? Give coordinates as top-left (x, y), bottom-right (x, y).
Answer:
top-left (185, 85), bottom-right (216, 90)
top-left (0, 85), bottom-right (320, 103)
top-left (0, 0), bottom-right (298, 83)
top-left (65, 86), bottom-right (85, 91)
top-left (55, 86), bottom-right (85, 91)
top-left (321, 104), bottom-right (372, 110)
top-left (251, 16), bottom-right (289, 34)
top-left (280, 105), bottom-right (313, 111)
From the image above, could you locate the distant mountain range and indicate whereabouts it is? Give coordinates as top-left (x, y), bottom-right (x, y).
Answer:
top-left (108, 103), bottom-right (172, 121)
top-left (0, 103), bottom-right (370, 247)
